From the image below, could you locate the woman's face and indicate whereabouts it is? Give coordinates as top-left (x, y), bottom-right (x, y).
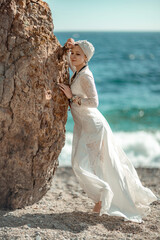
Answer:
top-left (70, 45), bottom-right (87, 67)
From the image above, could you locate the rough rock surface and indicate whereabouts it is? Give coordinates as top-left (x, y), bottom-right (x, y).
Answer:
top-left (0, 0), bottom-right (69, 209)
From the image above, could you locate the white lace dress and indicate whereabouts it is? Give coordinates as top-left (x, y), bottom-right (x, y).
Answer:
top-left (67, 56), bottom-right (157, 223)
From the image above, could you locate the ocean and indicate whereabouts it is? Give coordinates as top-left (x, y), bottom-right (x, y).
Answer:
top-left (54, 31), bottom-right (160, 168)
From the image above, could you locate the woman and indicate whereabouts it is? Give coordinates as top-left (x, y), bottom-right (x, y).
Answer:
top-left (58, 38), bottom-right (157, 223)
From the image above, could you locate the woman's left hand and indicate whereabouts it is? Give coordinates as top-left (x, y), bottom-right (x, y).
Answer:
top-left (58, 83), bottom-right (73, 99)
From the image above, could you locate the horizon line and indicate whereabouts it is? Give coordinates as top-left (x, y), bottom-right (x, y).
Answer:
top-left (54, 29), bottom-right (160, 33)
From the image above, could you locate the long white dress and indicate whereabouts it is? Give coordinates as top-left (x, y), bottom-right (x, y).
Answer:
top-left (67, 57), bottom-right (157, 223)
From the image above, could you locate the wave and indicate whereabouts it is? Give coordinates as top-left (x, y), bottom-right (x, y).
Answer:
top-left (58, 131), bottom-right (160, 168)
top-left (102, 107), bottom-right (160, 132)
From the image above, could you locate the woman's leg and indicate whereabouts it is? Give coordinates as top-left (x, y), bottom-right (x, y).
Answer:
top-left (93, 201), bottom-right (102, 213)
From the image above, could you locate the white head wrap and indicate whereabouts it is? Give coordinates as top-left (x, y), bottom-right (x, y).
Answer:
top-left (75, 40), bottom-right (95, 62)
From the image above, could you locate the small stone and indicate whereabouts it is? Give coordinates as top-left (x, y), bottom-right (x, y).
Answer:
top-left (79, 222), bottom-right (87, 227)
top-left (23, 224), bottom-right (30, 229)
top-left (35, 235), bottom-right (41, 240)
top-left (127, 234), bottom-right (133, 237)
top-left (72, 194), bottom-right (79, 198)
top-left (25, 234), bottom-right (32, 240)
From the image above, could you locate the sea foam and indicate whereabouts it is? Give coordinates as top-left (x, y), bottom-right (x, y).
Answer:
top-left (58, 131), bottom-right (160, 168)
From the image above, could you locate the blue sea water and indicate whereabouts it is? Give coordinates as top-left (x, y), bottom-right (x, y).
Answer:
top-left (54, 32), bottom-right (160, 168)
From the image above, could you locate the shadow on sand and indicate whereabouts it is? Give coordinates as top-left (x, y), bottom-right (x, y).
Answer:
top-left (0, 210), bottom-right (143, 234)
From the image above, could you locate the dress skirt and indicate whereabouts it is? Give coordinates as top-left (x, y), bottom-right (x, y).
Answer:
top-left (70, 105), bottom-right (157, 223)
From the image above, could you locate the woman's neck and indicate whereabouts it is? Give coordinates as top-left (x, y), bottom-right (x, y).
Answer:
top-left (76, 63), bottom-right (86, 73)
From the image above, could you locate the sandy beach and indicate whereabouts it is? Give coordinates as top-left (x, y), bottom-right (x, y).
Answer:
top-left (0, 167), bottom-right (160, 240)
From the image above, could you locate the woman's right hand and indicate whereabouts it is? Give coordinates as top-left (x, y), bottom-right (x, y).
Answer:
top-left (65, 38), bottom-right (75, 49)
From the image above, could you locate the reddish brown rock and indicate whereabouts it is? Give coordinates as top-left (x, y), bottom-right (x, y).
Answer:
top-left (0, 0), bottom-right (69, 209)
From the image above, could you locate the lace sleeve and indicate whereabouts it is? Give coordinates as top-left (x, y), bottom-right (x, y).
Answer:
top-left (71, 74), bottom-right (99, 108)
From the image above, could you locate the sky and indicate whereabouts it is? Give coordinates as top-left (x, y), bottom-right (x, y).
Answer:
top-left (45, 0), bottom-right (160, 32)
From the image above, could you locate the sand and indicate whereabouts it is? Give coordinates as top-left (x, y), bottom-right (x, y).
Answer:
top-left (0, 167), bottom-right (160, 240)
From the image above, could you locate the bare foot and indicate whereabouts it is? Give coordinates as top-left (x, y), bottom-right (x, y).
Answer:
top-left (93, 201), bottom-right (102, 213)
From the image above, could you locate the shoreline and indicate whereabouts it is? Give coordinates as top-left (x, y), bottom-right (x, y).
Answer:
top-left (0, 167), bottom-right (160, 240)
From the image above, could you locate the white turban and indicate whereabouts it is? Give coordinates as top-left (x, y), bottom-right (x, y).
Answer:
top-left (75, 40), bottom-right (95, 62)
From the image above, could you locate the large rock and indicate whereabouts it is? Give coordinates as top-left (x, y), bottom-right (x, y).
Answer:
top-left (0, 0), bottom-right (69, 209)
